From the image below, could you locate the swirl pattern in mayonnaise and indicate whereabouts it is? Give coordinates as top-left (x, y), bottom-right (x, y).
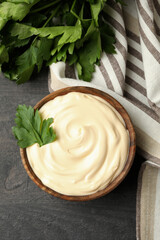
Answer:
top-left (26, 92), bottom-right (129, 196)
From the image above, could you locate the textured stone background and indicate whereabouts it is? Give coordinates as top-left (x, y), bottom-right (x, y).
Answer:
top-left (0, 70), bottom-right (144, 240)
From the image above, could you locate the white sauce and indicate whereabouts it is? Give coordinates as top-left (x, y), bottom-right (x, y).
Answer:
top-left (26, 92), bottom-right (129, 196)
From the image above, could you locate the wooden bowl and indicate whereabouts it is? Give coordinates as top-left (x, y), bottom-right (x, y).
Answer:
top-left (20, 86), bottom-right (136, 201)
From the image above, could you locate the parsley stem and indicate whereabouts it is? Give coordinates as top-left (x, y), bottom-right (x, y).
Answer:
top-left (30, 0), bottom-right (61, 13)
top-left (30, 0), bottom-right (41, 8)
top-left (42, 4), bottom-right (61, 28)
top-left (70, 0), bottom-right (80, 20)
top-left (32, 128), bottom-right (43, 147)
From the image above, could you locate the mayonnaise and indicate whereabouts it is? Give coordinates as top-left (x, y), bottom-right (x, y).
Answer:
top-left (26, 92), bottom-right (129, 196)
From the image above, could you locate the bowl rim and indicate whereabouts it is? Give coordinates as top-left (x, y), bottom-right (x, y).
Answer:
top-left (20, 86), bottom-right (136, 201)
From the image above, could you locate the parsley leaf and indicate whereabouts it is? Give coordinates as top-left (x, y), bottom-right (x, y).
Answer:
top-left (0, 2), bottom-right (29, 30)
top-left (12, 105), bottom-right (56, 148)
top-left (10, 20), bottom-right (82, 46)
top-left (0, 45), bottom-right (9, 68)
top-left (100, 24), bottom-right (116, 54)
top-left (76, 30), bottom-right (101, 81)
top-left (0, 0), bottom-right (40, 30)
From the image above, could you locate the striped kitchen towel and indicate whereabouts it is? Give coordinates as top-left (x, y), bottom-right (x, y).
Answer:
top-left (48, 0), bottom-right (160, 239)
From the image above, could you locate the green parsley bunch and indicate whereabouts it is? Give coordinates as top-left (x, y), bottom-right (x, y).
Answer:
top-left (0, 0), bottom-right (120, 84)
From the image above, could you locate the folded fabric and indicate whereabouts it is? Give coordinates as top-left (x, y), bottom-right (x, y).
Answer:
top-left (48, 0), bottom-right (160, 239)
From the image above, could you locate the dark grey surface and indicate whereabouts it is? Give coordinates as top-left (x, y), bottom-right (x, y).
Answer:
top-left (0, 70), bottom-right (144, 240)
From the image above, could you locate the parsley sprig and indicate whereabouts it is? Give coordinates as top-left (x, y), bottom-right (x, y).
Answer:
top-left (12, 105), bottom-right (56, 148)
top-left (0, 0), bottom-right (121, 83)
